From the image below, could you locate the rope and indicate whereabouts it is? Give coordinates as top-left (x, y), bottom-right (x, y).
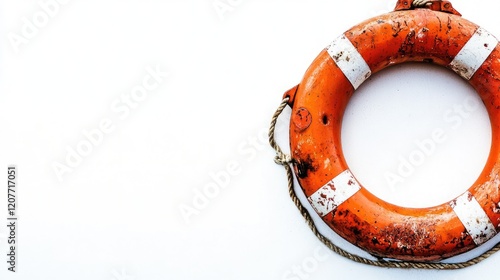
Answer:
top-left (269, 97), bottom-right (293, 166)
top-left (412, 0), bottom-right (433, 8)
top-left (269, 97), bottom-right (500, 269)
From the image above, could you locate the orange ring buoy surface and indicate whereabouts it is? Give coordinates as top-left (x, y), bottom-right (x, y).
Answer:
top-left (287, 6), bottom-right (500, 261)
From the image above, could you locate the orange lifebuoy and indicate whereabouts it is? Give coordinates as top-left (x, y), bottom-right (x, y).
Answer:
top-left (285, 1), bottom-right (500, 261)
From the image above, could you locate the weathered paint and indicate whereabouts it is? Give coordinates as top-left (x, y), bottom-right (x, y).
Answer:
top-left (327, 35), bottom-right (372, 89)
top-left (308, 169), bottom-right (362, 217)
top-left (288, 7), bottom-right (500, 261)
top-left (450, 192), bottom-right (497, 245)
top-left (292, 107), bottom-right (313, 132)
top-left (450, 27), bottom-right (499, 80)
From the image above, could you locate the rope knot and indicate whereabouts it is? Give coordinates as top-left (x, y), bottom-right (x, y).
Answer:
top-left (274, 153), bottom-right (293, 166)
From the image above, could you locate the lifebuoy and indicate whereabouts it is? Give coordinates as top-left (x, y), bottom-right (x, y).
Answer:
top-left (285, 1), bottom-right (500, 261)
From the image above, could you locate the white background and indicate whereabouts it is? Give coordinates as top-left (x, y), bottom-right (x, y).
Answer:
top-left (0, 0), bottom-right (499, 279)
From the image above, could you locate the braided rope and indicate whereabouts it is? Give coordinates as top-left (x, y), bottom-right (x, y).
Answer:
top-left (412, 0), bottom-right (433, 8)
top-left (269, 97), bottom-right (500, 269)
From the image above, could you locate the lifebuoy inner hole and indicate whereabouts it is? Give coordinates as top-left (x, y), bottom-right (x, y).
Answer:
top-left (341, 62), bottom-right (492, 208)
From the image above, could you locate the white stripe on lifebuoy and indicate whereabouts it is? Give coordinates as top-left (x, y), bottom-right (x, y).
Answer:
top-left (450, 27), bottom-right (498, 80)
top-left (327, 35), bottom-right (372, 89)
top-left (450, 192), bottom-right (497, 245)
top-left (308, 169), bottom-right (361, 217)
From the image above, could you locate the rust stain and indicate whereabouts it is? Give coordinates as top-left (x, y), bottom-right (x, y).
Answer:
top-left (392, 21), bottom-right (403, 37)
top-left (399, 30), bottom-right (416, 55)
top-left (295, 155), bottom-right (317, 179)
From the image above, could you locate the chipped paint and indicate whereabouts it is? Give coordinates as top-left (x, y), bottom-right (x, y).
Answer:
top-left (293, 107), bottom-right (312, 132)
top-left (450, 27), bottom-right (498, 80)
top-left (308, 170), bottom-right (361, 217)
top-left (326, 35), bottom-right (371, 89)
top-left (451, 192), bottom-right (497, 245)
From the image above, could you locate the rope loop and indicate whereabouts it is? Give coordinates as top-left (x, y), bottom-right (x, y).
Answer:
top-left (274, 153), bottom-right (293, 166)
